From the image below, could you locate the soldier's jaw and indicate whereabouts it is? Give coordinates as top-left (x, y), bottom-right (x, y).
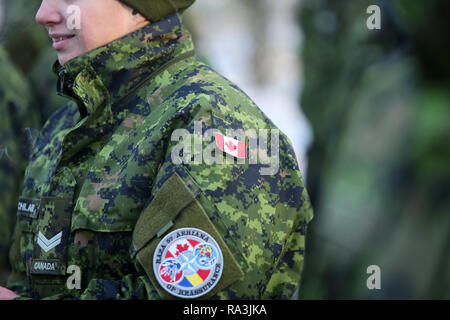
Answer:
top-left (54, 38), bottom-right (84, 66)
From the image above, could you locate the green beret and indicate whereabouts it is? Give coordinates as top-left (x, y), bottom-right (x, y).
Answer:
top-left (119, 0), bottom-right (195, 22)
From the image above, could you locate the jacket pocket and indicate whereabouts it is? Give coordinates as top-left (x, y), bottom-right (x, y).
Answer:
top-left (68, 174), bottom-right (149, 292)
top-left (132, 171), bottom-right (245, 299)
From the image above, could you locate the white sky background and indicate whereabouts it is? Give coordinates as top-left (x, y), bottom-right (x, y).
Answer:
top-left (186, 0), bottom-right (313, 179)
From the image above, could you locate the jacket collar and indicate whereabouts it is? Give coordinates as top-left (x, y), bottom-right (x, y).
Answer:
top-left (53, 13), bottom-right (194, 119)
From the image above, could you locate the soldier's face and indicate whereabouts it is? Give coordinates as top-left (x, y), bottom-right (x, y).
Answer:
top-left (36, 0), bottom-right (148, 65)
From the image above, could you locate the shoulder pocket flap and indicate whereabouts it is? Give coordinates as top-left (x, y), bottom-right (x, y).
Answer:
top-left (132, 173), bottom-right (198, 252)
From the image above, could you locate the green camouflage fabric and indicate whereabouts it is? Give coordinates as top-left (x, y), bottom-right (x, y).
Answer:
top-left (0, 45), bottom-right (37, 286)
top-left (7, 14), bottom-right (313, 300)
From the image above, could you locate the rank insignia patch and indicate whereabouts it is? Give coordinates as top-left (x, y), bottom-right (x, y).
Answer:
top-left (37, 231), bottom-right (62, 252)
top-left (153, 228), bottom-right (224, 299)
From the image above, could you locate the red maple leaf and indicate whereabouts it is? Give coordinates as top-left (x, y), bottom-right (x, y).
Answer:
top-left (176, 243), bottom-right (189, 255)
top-left (225, 140), bottom-right (237, 151)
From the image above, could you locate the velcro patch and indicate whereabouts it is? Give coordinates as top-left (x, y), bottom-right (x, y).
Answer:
top-left (30, 259), bottom-right (62, 275)
top-left (17, 197), bottom-right (41, 218)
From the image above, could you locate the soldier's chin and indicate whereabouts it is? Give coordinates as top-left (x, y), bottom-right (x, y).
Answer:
top-left (57, 51), bottom-right (78, 66)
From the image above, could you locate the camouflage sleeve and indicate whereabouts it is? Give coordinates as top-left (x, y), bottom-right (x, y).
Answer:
top-left (76, 275), bottom-right (159, 300)
top-left (131, 99), bottom-right (314, 299)
top-left (263, 179), bottom-right (313, 298)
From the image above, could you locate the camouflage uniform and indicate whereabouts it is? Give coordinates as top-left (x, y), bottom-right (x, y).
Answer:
top-left (7, 14), bottom-right (313, 300)
top-left (0, 45), bottom-right (37, 286)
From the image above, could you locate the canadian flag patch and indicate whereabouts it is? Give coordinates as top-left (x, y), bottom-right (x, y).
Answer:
top-left (215, 132), bottom-right (247, 159)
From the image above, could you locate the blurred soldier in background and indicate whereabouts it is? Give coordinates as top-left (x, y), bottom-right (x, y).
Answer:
top-left (0, 31), bottom-right (36, 288)
top-left (0, 0), bottom-right (66, 285)
top-left (299, 0), bottom-right (450, 299)
top-left (1, 0), bottom-right (68, 125)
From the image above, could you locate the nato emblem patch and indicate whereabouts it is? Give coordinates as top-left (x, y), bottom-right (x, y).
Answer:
top-left (153, 228), bottom-right (223, 299)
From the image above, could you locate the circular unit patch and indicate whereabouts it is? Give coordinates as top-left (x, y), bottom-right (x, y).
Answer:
top-left (153, 227), bottom-right (224, 299)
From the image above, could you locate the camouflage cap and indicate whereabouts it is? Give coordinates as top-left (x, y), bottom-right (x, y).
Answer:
top-left (119, 0), bottom-right (195, 22)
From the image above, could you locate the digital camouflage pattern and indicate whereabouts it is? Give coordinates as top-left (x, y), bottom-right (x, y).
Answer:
top-left (0, 45), bottom-right (37, 286)
top-left (7, 14), bottom-right (313, 299)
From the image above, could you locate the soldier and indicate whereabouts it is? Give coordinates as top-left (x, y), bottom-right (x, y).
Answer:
top-left (0, 44), bottom-right (37, 288)
top-left (0, 0), bottom-right (313, 300)
top-left (0, 0), bottom-right (65, 292)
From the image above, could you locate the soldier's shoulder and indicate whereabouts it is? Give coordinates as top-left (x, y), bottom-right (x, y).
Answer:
top-left (143, 57), bottom-right (275, 131)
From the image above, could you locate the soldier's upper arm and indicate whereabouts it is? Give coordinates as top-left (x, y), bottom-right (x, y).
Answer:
top-left (132, 168), bottom-right (245, 299)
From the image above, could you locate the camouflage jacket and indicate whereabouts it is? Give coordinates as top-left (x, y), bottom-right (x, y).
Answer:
top-left (7, 14), bottom-right (313, 300)
top-left (0, 45), bottom-right (36, 286)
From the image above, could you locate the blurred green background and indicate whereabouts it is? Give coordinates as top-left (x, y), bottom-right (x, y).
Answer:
top-left (0, 0), bottom-right (449, 299)
top-left (298, 0), bottom-right (450, 299)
